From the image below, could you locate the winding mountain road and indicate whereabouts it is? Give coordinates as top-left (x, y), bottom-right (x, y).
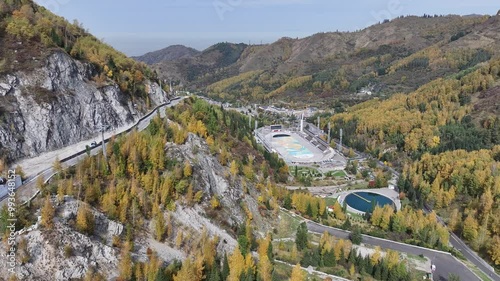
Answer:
top-left (306, 221), bottom-right (479, 281)
top-left (1, 97), bottom-right (185, 207)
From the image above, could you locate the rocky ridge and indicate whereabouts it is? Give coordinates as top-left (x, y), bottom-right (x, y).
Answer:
top-left (0, 50), bottom-right (167, 163)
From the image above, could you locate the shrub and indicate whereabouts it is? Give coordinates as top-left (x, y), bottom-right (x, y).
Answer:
top-left (64, 245), bottom-right (73, 258)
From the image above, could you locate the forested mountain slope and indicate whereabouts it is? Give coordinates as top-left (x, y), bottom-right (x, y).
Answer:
top-left (328, 52), bottom-right (500, 267)
top-left (0, 0), bottom-right (166, 163)
top-left (0, 98), bottom-right (289, 280)
top-left (147, 14), bottom-right (500, 104)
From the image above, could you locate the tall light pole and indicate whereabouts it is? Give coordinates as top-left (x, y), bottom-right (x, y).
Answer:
top-left (96, 124), bottom-right (109, 166)
top-left (339, 128), bottom-right (343, 152)
top-left (327, 122), bottom-right (331, 144)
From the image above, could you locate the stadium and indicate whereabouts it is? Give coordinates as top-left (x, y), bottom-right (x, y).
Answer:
top-left (254, 123), bottom-right (336, 165)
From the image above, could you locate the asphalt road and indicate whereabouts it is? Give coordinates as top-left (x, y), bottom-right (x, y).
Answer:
top-left (307, 221), bottom-right (479, 281)
top-left (448, 231), bottom-right (500, 281)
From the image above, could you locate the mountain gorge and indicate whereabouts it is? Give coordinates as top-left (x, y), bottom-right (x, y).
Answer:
top-left (140, 9), bottom-right (500, 271)
top-left (1, 0), bottom-right (500, 279)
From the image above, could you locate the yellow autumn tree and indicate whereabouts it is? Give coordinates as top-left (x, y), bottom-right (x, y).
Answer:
top-left (154, 212), bottom-right (166, 241)
top-left (53, 156), bottom-right (63, 174)
top-left (76, 204), bottom-right (95, 235)
top-left (210, 196), bottom-right (220, 209)
top-left (385, 250), bottom-right (399, 270)
top-left (183, 161), bottom-right (192, 177)
top-left (41, 196), bottom-right (55, 229)
top-left (462, 214), bottom-right (479, 241)
top-left (370, 205), bottom-right (384, 227)
top-left (119, 241), bottom-right (133, 280)
top-left (349, 264), bottom-right (356, 278)
top-left (489, 235), bottom-right (500, 265)
top-left (227, 247), bottom-right (245, 281)
top-left (174, 257), bottom-right (204, 281)
top-left (370, 246), bottom-right (381, 265)
top-left (229, 160), bottom-right (239, 177)
top-left (379, 205), bottom-right (394, 230)
top-left (257, 235), bottom-right (272, 281)
top-left (289, 263), bottom-right (306, 281)
top-left (448, 208), bottom-right (460, 231)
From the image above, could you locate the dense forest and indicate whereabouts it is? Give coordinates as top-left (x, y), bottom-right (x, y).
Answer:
top-left (400, 148), bottom-right (500, 265)
top-left (205, 45), bottom-right (494, 104)
top-left (327, 55), bottom-right (500, 266)
top-left (330, 57), bottom-right (500, 157)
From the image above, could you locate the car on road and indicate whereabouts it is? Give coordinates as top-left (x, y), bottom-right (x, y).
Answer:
top-left (90, 141), bottom-right (97, 147)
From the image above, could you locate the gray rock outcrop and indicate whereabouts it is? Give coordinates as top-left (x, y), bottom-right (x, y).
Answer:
top-left (0, 50), bottom-right (167, 162)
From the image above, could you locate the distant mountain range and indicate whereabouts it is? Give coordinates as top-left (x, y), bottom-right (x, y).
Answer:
top-left (137, 14), bottom-right (500, 105)
top-left (133, 45), bottom-right (200, 64)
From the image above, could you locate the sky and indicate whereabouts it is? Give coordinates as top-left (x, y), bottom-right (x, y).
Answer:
top-left (34, 0), bottom-right (499, 56)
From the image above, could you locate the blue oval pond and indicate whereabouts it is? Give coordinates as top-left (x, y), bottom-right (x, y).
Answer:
top-left (345, 192), bottom-right (395, 213)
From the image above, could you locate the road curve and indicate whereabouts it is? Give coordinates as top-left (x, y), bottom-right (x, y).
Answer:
top-left (306, 221), bottom-right (479, 281)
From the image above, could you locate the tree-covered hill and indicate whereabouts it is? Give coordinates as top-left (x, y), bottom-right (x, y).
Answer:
top-left (148, 13), bottom-right (500, 105)
top-left (133, 45), bottom-right (200, 65)
top-left (327, 54), bottom-right (500, 267)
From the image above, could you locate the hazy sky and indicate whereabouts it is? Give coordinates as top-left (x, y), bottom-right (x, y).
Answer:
top-left (34, 0), bottom-right (498, 56)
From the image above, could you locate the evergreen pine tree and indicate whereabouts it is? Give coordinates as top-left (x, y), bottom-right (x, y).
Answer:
top-left (267, 240), bottom-right (273, 261)
top-left (283, 194), bottom-right (292, 210)
top-left (381, 262), bottom-right (389, 280)
top-left (324, 249), bottom-right (336, 267)
top-left (295, 222), bottom-right (308, 250)
top-left (348, 249), bottom-right (356, 265)
top-left (244, 268), bottom-right (254, 281)
top-left (208, 265), bottom-right (221, 281)
top-left (342, 217), bottom-right (352, 230)
top-left (221, 252), bottom-right (230, 281)
top-left (373, 264), bottom-right (382, 280)
top-left (338, 249), bottom-right (345, 266)
top-left (306, 203), bottom-right (313, 218)
top-left (364, 256), bottom-right (373, 275)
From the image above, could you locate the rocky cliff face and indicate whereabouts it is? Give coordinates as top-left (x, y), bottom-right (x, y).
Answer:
top-left (2, 199), bottom-right (124, 281)
top-left (0, 50), bottom-right (167, 163)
